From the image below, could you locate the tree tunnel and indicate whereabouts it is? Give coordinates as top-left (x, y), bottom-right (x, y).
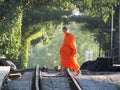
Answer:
top-left (0, 0), bottom-right (119, 69)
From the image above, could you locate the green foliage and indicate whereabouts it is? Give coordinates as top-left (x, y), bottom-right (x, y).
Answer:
top-left (20, 21), bottom-right (56, 68)
top-left (0, 0), bottom-right (119, 69)
top-left (0, 6), bottom-right (23, 65)
top-left (30, 22), bottom-right (55, 45)
top-left (78, 0), bottom-right (118, 22)
top-left (70, 15), bottom-right (112, 52)
top-left (0, 0), bottom-right (4, 3)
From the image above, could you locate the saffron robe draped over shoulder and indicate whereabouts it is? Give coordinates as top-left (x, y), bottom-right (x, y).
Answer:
top-left (60, 32), bottom-right (80, 72)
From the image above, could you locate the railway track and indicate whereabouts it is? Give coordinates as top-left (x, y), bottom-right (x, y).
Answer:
top-left (34, 65), bottom-right (82, 90)
top-left (2, 65), bottom-right (120, 90)
top-left (1, 65), bottom-right (82, 90)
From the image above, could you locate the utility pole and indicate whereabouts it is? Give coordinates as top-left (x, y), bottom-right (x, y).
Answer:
top-left (111, 6), bottom-right (114, 63)
top-left (111, 6), bottom-right (113, 50)
top-left (119, 1), bottom-right (120, 63)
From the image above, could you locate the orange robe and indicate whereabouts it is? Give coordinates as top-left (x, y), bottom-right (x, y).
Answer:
top-left (60, 32), bottom-right (80, 72)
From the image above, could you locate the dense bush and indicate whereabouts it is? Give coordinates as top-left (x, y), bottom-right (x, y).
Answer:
top-left (0, 6), bottom-right (23, 67)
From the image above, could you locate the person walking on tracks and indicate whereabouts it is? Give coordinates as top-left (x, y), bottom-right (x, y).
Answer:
top-left (60, 26), bottom-right (81, 76)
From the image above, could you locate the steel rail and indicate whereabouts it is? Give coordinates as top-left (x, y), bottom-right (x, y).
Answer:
top-left (35, 65), bottom-right (39, 90)
top-left (67, 69), bottom-right (82, 90)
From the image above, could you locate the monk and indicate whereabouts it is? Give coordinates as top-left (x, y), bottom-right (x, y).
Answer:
top-left (60, 26), bottom-right (81, 76)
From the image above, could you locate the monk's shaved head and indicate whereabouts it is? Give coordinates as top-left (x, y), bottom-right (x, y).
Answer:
top-left (62, 26), bottom-right (68, 32)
